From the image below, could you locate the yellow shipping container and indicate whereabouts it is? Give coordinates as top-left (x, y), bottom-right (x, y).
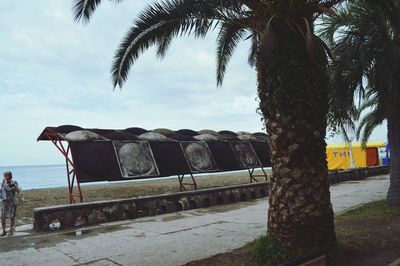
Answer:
top-left (326, 142), bottom-right (386, 170)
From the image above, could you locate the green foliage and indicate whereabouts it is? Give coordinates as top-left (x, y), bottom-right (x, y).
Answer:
top-left (320, 0), bottom-right (400, 144)
top-left (355, 97), bottom-right (385, 148)
top-left (334, 200), bottom-right (400, 251)
top-left (252, 201), bottom-right (400, 265)
top-left (73, 0), bottom-right (122, 23)
top-left (336, 200), bottom-right (400, 222)
top-left (251, 234), bottom-right (293, 264)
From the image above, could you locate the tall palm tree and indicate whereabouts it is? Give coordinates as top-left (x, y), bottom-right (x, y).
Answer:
top-left (321, 0), bottom-right (400, 205)
top-left (73, 0), bottom-right (341, 254)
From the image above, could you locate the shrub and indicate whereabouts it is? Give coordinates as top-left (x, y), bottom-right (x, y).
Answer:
top-left (251, 234), bottom-right (292, 264)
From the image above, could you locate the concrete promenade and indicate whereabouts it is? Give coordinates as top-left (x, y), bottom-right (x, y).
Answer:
top-left (0, 175), bottom-right (389, 266)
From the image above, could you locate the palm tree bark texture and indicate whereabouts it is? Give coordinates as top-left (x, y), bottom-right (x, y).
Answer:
top-left (387, 111), bottom-right (400, 205)
top-left (258, 33), bottom-right (336, 251)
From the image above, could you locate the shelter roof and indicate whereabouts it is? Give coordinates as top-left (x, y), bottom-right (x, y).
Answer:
top-left (37, 125), bottom-right (268, 142)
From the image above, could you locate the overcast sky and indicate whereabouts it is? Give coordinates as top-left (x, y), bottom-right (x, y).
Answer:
top-left (0, 1), bottom-right (387, 166)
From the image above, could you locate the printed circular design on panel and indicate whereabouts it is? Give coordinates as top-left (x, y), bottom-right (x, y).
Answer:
top-left (233, 143), bottom-right (258, 167)
top-left (117, 142), bottom-right (156, 176)
top-left (184, 143), bottom-right (212, 171)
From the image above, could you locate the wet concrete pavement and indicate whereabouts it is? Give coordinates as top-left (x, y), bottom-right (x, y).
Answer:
top-left (0, 175), bottom-right (389, 266)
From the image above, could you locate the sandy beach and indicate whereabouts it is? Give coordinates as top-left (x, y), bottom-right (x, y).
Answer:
top-left (16, 169), bottom-right (269, 226)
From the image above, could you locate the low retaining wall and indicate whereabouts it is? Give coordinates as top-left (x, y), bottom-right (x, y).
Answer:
top-left (34, 182), bottom-right (268, 231)
top-left (33, 166), bottom-right (388, 231)
top-left (328, 166), bottom-right (388, 184)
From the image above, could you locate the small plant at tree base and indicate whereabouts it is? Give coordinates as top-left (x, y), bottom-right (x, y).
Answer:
top-left (251, 234), bottom-right (293, 264)
top-left (252, 234), bottom-right (337, 265)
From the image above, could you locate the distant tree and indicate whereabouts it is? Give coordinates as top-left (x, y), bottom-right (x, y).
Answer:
top-left (322, 0), bottom-right (400, 205)
top-left (73, 0), bottom-right (342, 256)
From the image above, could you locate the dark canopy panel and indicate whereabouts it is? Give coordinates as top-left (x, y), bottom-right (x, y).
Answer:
top-left (38, 126), bottom-right (271, 183)
top-left (55, 125), bottom-right (83, 134)
top-left (70, 141), bottom-right (121, 182)
top-left (250, 141), bottom-right (271, 167)
top-left (149, 142), bottom-right (191, 176)
top-left (104, 131), bottom-right (138, 141)
top-left (175, 129), bottom-right (199, 136)
top-left (230, 142), bottom-right (261, 168)
top-left (218, 130), bottom-right (238, 136)
top-left (124, 127), bottom-right (148, 135)
top-left (168, 133), bottom-right (196, 141)
top-left (207, 142), bottom-right (241, 171)
top-left (218, 134), bottom-right (240, 141)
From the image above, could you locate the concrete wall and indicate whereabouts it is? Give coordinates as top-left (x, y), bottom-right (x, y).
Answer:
top-left (328, 166), bottom-right (388, 184)
top-left (33, 166), bottom-right (388, 231)
top-left (34, 182), bottom-right (268, 231)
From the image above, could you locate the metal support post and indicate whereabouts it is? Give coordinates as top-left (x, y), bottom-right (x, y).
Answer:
top-left (178, 174), bottom-right (197, 192)
top-left (45, 132), bottom-right (83, 203)
top-left (248, 167), bottom-right (269, 183)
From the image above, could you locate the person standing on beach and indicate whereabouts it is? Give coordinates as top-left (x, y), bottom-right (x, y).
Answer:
top-left (0, 171), bottom-right (20, 236)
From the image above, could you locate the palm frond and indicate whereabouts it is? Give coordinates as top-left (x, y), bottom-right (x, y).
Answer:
top-left (73, 0), bottom-right (122, 23)
top-left (74, 0), bottom-right (350, 89)
top-left (111, 0), bottom-right (244, 88)
top-left (356, 96), bottom-right (378, 119)
top-left (303, 17), bottom-right (331, 63)
top-left (322, 0), bottom-right (392, 129)
top-left (318, 3), bottom-right (353, 46)
top-left (110, 0), bottom-right (265, 88)
top-left (216, 23), bottom-right (247, 85)
top-left (365, 0), bottom-right (400, 34)
top-left (247, 32), bottom-right (259, 67)
top-left (356, 105), bottom-right (385, 148)
top-left (320, 0), bottom-right (347, 8)
top-left (73, 0), bottom-right (101, 23)
top-left (238, 0), bottom-right (269, 18)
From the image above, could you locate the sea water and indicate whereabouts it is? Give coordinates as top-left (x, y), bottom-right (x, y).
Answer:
top-left (0, 164), bottom-right (132, 190)
top-left (0, 165), bottom-right (67, 190)
top-left (0, 165), bottom-right (270, 190)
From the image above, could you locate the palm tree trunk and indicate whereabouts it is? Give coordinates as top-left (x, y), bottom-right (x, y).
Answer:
top-left (257, 37), bottom-right (337, 252)
top-left (387, 110), bottom-right (400, 205)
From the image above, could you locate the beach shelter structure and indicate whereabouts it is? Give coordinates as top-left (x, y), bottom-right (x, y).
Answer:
top-left (326, 142), bottom-right (386, 170)
top-left (38, 125), bottom-right (271, 203)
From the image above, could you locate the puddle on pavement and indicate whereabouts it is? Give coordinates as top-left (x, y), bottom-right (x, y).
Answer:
top-left (186, 211), bottom-right (205, 217)
top-left (368, 175), bottom-right (388, 180)
top-left (132, 218), bottom-right (157, 223)
top-left (0, 234), bottom-right (64, 252)
top-left (85, 224), bottom-right (130, 235)
top-left (161, 214), bottom-right (187, 222)
top-left (196, 199), bottom-right (262, 214)
top-left (134, 232), bottom-right (146, 238)
top-left (0, 224), bottom-right (130, 252)
top-left (64, 228), bottom-right (96, 237)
